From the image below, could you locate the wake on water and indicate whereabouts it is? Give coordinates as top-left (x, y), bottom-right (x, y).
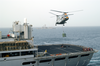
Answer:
top-left (88, 51), bottom-right (100, 66)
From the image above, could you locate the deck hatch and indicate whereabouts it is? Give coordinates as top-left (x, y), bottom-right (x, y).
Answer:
top-left (22, 61), bottom-right (36, 65)
top-left (81, 54), bottom-right (89, 57)
top-left (40, 59), bottom-right (51, 63)
top-left (69, 56), bottom-right (78, 59)
top-left (55, 57), bottom-right (65, 61)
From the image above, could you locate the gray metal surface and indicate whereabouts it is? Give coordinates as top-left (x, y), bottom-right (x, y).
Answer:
top-left (0, 52), bottom-right (94, 66)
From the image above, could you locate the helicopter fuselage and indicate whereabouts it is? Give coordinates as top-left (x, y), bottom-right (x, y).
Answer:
top-left (50, 9), bottom-right (82, 26)
top-left (56, 18), bottom-right (69, 26)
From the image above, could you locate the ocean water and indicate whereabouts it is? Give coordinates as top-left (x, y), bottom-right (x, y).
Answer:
top-left (0, 27), bottom-right (100, 66)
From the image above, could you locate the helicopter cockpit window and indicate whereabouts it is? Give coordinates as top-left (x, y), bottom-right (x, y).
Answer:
top-left (65, 15), bottom-right (68, 17)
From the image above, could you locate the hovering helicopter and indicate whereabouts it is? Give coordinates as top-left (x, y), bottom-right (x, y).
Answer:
top-left (50, 10), bottom-right (82, 26)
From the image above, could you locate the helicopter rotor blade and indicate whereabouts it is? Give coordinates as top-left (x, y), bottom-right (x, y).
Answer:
top-left (51, 10), bottom-right (83, 13)
top-left (67, 10), bottom-right (83, 13)
top-left (67, 14), bottom-right (74, 15)
top-left (49, 12), bottom-right (57, 15)
top-left (51, 10), bottom-right (66, 13)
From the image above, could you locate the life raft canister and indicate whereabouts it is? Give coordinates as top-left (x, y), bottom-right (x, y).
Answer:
top-left (83, 48), bottom-right (93, 51)
top-left (56, 53), bottom-right (62, 56)
top-left (83, 48), bottom-right (87, 51)
top-left (87, 48), bottom-right (90, 51)
top-left (87, 48), bottom-right (93, 51)
top-left (50, 54), bottom-right (54, 56)
top-left (90, 48), bottom-right (93, 51)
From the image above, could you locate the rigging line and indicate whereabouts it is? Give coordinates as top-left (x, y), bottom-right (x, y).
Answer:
top-left (62, 26), bottom-right (65, 33)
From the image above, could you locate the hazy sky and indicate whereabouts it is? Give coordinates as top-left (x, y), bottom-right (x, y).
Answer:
top-left (0, 0), bottom-right (100, 27)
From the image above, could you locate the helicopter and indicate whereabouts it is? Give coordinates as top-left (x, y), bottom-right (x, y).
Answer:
top-left (50, 10), bottom-right (82, 26)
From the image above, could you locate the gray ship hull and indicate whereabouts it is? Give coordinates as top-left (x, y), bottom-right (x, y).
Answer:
top-left (0, 44), bottom-right (97, 66)
top-left (0, 53), bottom-right (93, 66)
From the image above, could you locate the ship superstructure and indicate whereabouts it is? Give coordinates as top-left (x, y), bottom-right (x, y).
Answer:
top-left (0, 18), bottom-right (98, 66)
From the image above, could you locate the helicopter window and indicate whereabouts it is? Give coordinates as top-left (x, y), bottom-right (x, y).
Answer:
top-left (65, 15), bottom-right (67, 17)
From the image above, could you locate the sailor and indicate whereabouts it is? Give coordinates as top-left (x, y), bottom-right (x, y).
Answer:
top-left (44, 49), bottom-right (47, 54)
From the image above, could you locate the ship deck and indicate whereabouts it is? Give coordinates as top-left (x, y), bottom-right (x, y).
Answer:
top-left (37, 44), bottom-right (85, 55)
